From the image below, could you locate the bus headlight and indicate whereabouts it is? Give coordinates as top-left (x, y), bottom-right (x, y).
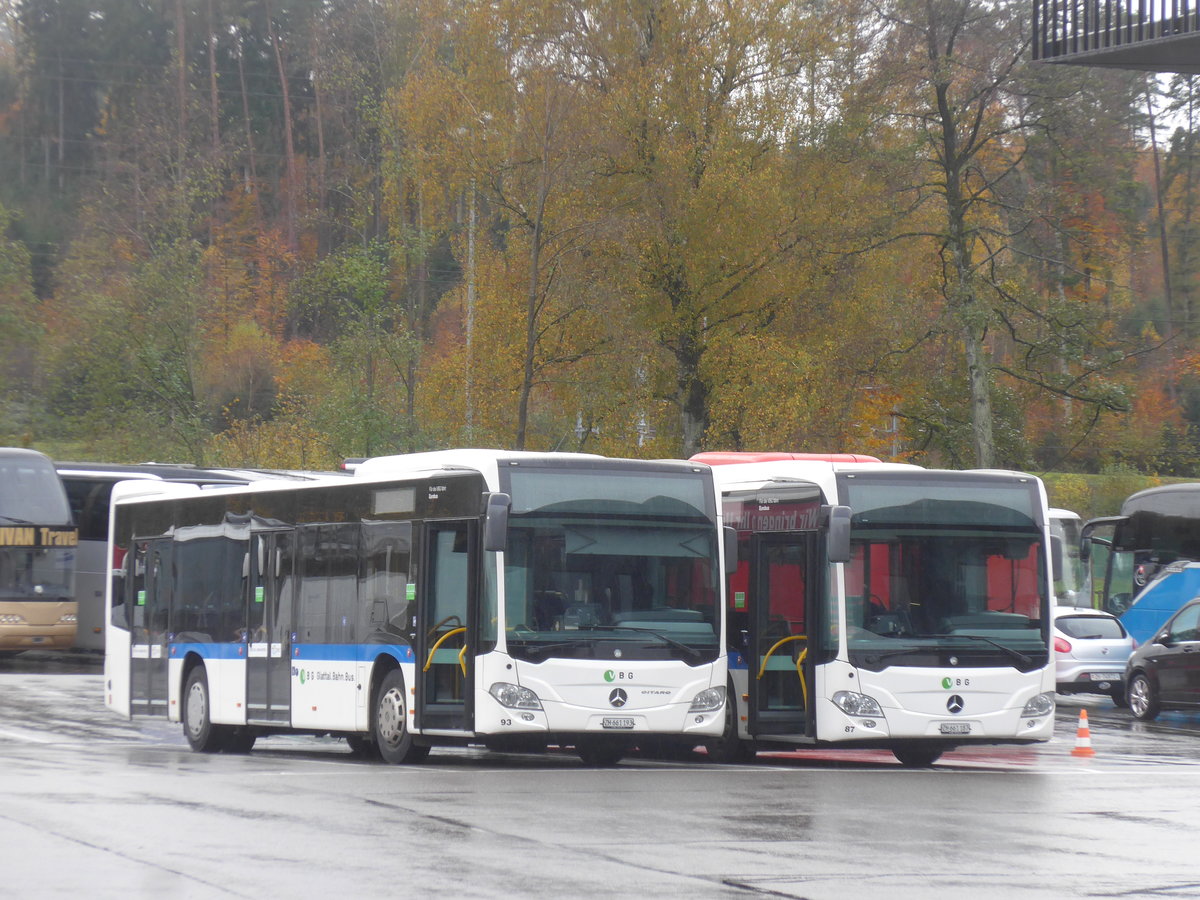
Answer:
top-left (688, 685), bottom-right (726, 713)
top-left (1021, 692), bottom-right (1055, 717)
top-left (59, 613), bottom-right (77, 624)
top-left (488, 682), bottom-right (543, 710)
top-left (833, 691), bottom-right (884, 717)
top-left (0, 614), bottom-right (25, 625)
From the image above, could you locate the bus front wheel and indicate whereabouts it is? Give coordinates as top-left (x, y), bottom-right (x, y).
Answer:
top-left (577, 738), bottom-right (625, 766)
top-left (373, 669), bottom-right (429, 764)
top-left (182, 666), bottom-right (226, 753)
top-left (893, 744), bottom-right (943, 767)
top-left (705, 683), bottom-right (755, 763)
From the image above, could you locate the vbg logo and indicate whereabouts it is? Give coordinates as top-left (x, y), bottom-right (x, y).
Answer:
top-left (604, 670), bottom-right (616, 682)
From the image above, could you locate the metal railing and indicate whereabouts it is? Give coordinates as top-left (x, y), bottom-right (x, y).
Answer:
top-left (1034, 0), bottom-right (1199, 60)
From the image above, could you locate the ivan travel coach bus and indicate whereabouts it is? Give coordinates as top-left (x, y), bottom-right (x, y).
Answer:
top-left (104, 450), bottom-right (729, 765)
top-left (693, 452), bottom-right (1056, 767)
top-left (0, 448), bottom-right (79, 653)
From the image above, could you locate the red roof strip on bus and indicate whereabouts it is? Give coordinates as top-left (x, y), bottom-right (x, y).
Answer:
top-left (689, 451), bottom-right (882, 465)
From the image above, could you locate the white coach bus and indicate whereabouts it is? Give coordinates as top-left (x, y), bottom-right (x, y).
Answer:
top-left (104, 450), bottom-right (729, 765)
top-left (693, 452), bottom-right (1056, 767)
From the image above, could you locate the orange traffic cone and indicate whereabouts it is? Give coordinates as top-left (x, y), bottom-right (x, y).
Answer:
top-left (1071, 708), bottom-right (1096, 757)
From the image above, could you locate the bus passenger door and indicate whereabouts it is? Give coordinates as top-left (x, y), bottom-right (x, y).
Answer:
top-left (747, 532), bottom-right (820, 738)
top-left (416, 521), bottom-right (477, 732)
top-left (246, 531), bottom-right (295, 724)
top-left (131, 539), bottom-right (171, 716)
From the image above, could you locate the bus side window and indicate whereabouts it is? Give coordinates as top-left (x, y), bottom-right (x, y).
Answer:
top-left (361, 522), bottom-right (412, 641)
top-left (111, 550), bottom-right (130, 629)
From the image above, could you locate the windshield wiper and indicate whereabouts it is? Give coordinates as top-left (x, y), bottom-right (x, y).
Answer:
top-left (518, 639), bottom-right (595, 660)
top-left (591, 625), bottom-right (705, 662)
top-left (0, 515), bottom-right (33, 525)
top-left (940, 633), bottom-right (1033, 668)
top-left (860, 645), bottom-right (935, 665)
top-left (858, 633), bottom-right (1034, 669)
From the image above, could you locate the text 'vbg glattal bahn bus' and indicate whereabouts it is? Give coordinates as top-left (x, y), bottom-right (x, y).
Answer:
top-left (104, 450), bottom-right (729, 765)
top-left (693, 452), bottom-right (1056, 766)
top-left (0, 448), bottom-right (78, 653)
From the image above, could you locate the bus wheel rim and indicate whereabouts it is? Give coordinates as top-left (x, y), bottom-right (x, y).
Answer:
top-left (379, 687), bottom-right (405, 746)
top-left (186, 681), bottom-right (206, 737)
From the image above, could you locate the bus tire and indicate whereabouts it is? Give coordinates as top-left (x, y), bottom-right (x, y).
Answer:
top-left (892, 744), bottom-right (943, 767)
top-left (346, 734), bottom-right (379, 758)
top-left (705, 683), bottom-right (755, 763)
top-left (182, 666), bottom-right (226, 753)
top-left (577, 738), bottom-right (625, 766)
top-left (373, 669), bottom-right (428, 764)
top-left (224, 728), bottom-right (256, 754)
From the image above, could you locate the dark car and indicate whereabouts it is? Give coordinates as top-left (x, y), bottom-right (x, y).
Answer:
top-left (1126, 597), bottom-right (1200, 720)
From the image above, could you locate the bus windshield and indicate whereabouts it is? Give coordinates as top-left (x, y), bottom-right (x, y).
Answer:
top-left (0, 450), bottom-right (76, 604)
top-left (501, 467), bottom-right (721, 664)
top-left (839, 474), bottom-right (1048, 672)
top-left (1050, 512), bottom-right (1089, 606)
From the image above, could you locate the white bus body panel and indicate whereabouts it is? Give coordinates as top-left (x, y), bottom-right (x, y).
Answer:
top-left (104, 621), bottom-right (132, 718)
top-left (485, 657), bottom-right (725, 737)
top-left (289, 657), bottom-right (363, 732)
top-left (815, 661), bottom-right (1055, 743)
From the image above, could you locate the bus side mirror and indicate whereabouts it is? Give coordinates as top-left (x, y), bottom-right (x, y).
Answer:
top-left (826, 505), bottom-right (852, 563)
top-left (724, 526), bottom-right (738, 575)
top-left (1051, 535), bottom-right (1064, 582)
top-left (482, 492), bottom-right (511, 552)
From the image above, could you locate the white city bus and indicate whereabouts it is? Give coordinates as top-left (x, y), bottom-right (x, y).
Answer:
top-left (692, 452), bottom-right (1056, 766)
top-left (104, 450), bottom-right (728, 765)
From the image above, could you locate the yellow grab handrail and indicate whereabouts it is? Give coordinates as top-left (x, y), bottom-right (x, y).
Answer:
top-left (424, 626), bottom-right (467, 676)
top-left (756, 633), bottom-right (808, 707)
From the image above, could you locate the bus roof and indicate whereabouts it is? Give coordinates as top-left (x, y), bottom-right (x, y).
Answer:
top-left (691, 451), bottom-right (883, 465)
top-left (55, 461), bottom-right (336, 484)
top-left (0, 447), bottom-right (57, 466)
top-left (1121, 482), bottom-right (1200, 517)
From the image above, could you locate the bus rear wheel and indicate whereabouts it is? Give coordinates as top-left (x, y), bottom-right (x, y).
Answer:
top-left (373, 669), bottom-right (429, 764)
top-left (182, 666), bottom-right (226, 753)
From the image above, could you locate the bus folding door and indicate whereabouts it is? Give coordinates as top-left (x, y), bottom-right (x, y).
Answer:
top-left (416, 521), bottom-right (478, 732)
top-left (747, 532), bottom-right (820, 738)
top-left (130, 539), bottom-right (171, 716)
top-left (246, 530), bottom-right (294, 724)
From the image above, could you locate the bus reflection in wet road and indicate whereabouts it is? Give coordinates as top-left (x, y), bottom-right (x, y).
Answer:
top-left (2, 661), bottom-right (1199, 900)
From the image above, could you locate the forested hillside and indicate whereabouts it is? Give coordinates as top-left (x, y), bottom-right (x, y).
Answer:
top-left (0, 0), bottom-right (1195, 474)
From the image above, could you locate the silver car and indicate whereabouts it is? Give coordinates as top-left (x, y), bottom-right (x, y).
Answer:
top-left (1053, 606), bottom-right (1135, 705)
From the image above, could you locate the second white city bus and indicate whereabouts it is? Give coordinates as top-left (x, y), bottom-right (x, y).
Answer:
top-left (693, 452), bottom-right (1056, 766)
top-left (104, 450), bottom-right (729, 765)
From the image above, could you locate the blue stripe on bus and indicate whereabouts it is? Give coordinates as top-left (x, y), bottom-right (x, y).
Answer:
top-left (168, 642), bottom-right (415, 663)
top-left (292, 643), bottom-right (415, 663)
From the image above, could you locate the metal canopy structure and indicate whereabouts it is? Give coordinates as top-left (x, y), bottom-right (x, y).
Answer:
top-left (1033, 0), bottom-right (1200, 72)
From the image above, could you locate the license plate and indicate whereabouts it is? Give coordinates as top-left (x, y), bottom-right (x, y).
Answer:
top-left (1091, 673), bottom-right (1123, 682)
top-left (939, 722), bottom-right (971, 735)
top-left (601, 717), bottom-right (635, 730)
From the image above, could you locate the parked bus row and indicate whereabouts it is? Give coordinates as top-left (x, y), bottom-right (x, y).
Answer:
top-left (3, 445), bottom-right (1063, 766)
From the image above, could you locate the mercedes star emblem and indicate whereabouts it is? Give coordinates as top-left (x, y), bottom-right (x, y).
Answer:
top-left (609, 688), bottom-right (628, 708)
top-left (947, 695), bottom-right (965, 714)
